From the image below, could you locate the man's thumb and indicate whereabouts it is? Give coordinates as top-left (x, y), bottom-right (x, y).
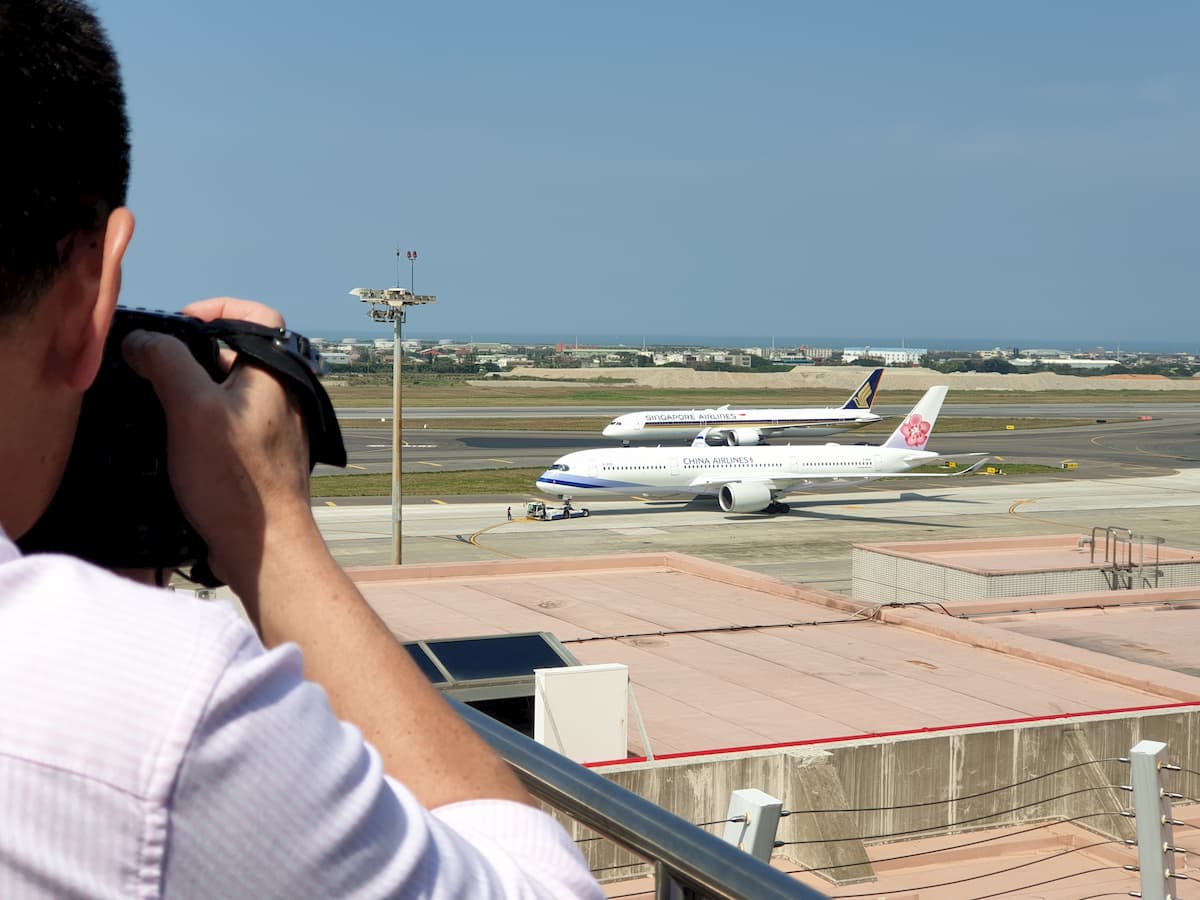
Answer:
top-left (122, 330), bottom-right (216, 410)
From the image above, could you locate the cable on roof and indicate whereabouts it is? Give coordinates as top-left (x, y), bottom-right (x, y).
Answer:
top-left (588, 861), bottom-right (649, 876)
top-left (694, 814), bottom-right (749, 828)
top-left (576, 812), bottom-right (748, 846)
top-left (825, 849), bottom-right (1123, 899)
top-left (968, 867), bottom-right (1133, 900)
top-left (778, 787), bottom-right (1123, 845)
top-left (878, 599), bottom-right (961, 617)
top-left (562, 614), bottom-right (877, 644)
top-left (779, 811), bottom-right (1128, 875)
top-left (783, 758), bottom-right (1127, 815)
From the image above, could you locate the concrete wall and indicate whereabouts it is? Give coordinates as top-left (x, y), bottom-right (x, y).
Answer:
top-left (851, 546), bottom-right (1200, 604)
top-left (569, 707), bottom-right (1200, 886)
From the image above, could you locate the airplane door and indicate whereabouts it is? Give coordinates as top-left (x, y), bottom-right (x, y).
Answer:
top-left (670, 455), bottom-right (681, 477)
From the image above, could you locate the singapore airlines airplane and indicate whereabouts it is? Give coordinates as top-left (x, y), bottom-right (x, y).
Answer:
top-left (601, 368), bottom-right (884, 446)
top-left (538, 386), bottom-right (985, 514)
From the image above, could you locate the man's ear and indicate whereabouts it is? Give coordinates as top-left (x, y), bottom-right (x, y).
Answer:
top-left (57, 207), bottom-right (135, 392)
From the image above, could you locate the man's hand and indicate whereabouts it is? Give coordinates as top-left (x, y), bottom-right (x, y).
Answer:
top-left (121, 298), bottom-right (320, 605)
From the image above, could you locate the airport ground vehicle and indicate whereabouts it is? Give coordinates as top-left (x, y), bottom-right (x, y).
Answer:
top-left (525, 500), bottom-right (590, 521)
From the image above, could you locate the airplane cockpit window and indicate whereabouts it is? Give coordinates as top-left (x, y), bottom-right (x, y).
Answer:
top-left (609, 418), bottom-right (622, 426)
top-left (548, 463), bottom-right (570, 471)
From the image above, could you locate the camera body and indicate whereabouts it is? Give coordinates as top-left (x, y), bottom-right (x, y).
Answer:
top-left (17, 308), bottom-right (346, 586)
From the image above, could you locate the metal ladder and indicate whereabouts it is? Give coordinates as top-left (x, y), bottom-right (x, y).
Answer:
top-left (1089, 525), bottom-right (1164, 590)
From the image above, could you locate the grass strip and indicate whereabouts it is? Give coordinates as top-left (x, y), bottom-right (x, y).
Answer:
top-left (312, 468), bottom-right (546, 498)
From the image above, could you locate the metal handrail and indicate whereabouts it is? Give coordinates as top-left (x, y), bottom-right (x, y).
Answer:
top-left (454, 699), bottom-right (825, 899)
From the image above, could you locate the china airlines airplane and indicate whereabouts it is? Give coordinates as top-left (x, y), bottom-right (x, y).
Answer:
top-left (538, 386), bottom-right (985, 514)
top-left (601, 368), bottom-right (884, 445)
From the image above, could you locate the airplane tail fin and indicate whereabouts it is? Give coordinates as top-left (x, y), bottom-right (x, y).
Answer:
top-left (882, 386), bottom-right (949, 450)
top-left (843, 368), bottom-right (884, 410)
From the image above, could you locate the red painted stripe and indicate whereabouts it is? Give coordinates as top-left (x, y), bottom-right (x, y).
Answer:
top-left (583, 700), bottom-right (1200, 768)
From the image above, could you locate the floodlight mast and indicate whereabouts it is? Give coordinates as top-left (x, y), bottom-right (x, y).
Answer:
top-left (349, 287), bottom-right (437, 565)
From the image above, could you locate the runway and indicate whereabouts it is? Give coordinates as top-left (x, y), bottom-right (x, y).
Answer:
top-left (315, 461), bottom-right (1200, 594)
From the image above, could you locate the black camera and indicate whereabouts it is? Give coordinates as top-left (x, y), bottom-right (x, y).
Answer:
top-left (17, 308), bottom-right (346, 587)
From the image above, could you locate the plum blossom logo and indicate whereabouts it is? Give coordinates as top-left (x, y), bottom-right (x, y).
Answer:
top-left (900, 414), bottom-right (931, 448)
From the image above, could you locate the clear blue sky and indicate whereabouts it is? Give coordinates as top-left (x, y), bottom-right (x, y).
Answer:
top-left (95, 1), bottom-right (1198, 347)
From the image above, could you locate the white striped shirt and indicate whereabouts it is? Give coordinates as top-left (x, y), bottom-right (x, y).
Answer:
top-left (0, 530), bottom-right (601, 898)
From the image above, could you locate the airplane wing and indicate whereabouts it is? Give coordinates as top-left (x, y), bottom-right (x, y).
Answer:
top-left (687, 457), bottom-right (992, 492)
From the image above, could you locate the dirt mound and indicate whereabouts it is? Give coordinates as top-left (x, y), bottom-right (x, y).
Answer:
top-left (493, 365), bottom-right (1197, 392)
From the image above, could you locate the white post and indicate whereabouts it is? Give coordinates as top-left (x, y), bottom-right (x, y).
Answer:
top-left (1129, 739), bottom-right (1177, 900)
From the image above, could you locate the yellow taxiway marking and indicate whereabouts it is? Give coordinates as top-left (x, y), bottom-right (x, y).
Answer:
top-left (467, 520), bottom-right (525, 559)
top-left (430, 499), bottom-right (448, 505)
top-left (418, 461), bottom-right (443, 468)
top-left (324, 501), bottom-right (337, 507)
top-left (1086, 433), bottom-right (1189, 462)
top-left (488, 458), bottom-right (515, 464)
top-left (1007, 496), bottom-right (1088, 530)
top-left (346, 463), bottom-right (368, 471)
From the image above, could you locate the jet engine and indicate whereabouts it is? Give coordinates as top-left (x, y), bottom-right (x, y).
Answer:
top-left (707, 428), bottom-right (763, 446)
top-left (718, 481), bottom-right (774, 513)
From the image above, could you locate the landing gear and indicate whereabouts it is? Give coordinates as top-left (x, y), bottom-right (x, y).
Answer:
top-left (764, 501), bottom-right (791, 515)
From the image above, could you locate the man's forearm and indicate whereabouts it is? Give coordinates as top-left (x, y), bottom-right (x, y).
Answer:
top-left (244, 522), bottom-right (533, 810)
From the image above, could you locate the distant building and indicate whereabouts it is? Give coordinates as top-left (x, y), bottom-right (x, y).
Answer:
top-left (801, 346), bottom-right (835, 362)
top-left (1010, 357), bottom-right (1117, 370)
top-left (842, 346), bottom-right (926, 366)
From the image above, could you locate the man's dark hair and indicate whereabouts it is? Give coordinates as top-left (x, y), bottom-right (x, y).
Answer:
top-left (0, 0), bottom-right (130, 319)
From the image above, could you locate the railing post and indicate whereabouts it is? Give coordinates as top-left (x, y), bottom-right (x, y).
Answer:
top-left (722, 789), bottom-right (783, 864)
top-left (1129, 739), bottom-right (1177, 900)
